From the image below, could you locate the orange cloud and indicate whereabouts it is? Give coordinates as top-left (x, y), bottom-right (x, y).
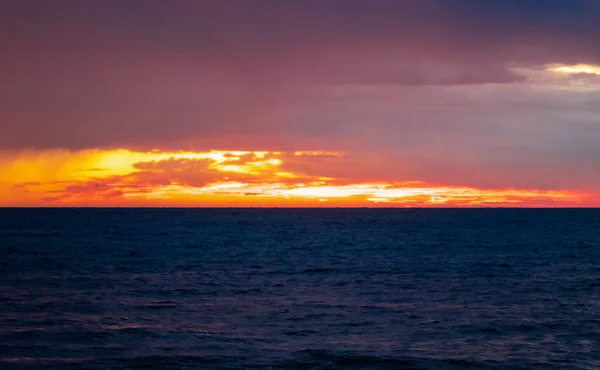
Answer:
top-left (0, 149), bottom-right (595, 207)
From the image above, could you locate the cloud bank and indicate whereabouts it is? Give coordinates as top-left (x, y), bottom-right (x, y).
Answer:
top-left (1, 1), bottom-right (599, 201)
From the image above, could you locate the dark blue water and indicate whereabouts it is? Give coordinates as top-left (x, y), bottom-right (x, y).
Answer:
top-left (1, 209), bottom-right (599, 369)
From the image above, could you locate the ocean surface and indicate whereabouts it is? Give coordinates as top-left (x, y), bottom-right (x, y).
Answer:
top-left (1, 208), bottom-right (599, 370)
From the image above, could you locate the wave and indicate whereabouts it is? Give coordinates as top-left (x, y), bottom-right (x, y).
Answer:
top-left (280, 349), bottom-right (532, 370)
top-left (0, 351), bottom-right (537, 370)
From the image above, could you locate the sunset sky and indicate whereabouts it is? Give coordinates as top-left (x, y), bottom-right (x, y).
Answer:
top-left (1, 0), bottom-right (599, 207)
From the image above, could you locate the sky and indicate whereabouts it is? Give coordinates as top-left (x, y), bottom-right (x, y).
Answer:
top-left (1, 0), bottom-right (599, 207)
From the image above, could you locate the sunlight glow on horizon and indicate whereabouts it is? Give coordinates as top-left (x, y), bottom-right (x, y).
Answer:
top-left (0, 149), bottom-right (594, 207)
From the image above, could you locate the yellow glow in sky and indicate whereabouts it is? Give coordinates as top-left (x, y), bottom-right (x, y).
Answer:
top-left (0, 149), bottom-right (593, 207)
top-left (550, 64), bottom-right (600, 75)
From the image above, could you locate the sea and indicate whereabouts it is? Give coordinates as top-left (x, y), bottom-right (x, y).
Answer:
top-left (0, 208), bottom-right (599, 369)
